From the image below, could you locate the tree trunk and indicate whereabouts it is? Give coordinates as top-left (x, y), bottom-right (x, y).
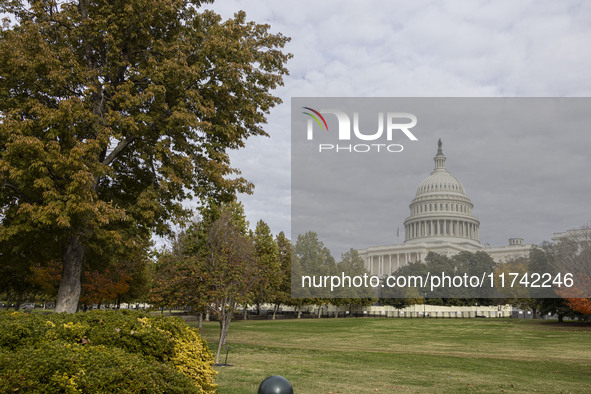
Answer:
top-left (15, 290), bottom-right (23, 311)
top-left (215, 312), bottom-right (233, 364)
top-left (5, 292), bottom-right (12, 310)
top-left (55, 236), bottom-right (85, 313)
top-left (243, 305), bottom-right (248, 320)
top-left (317, 306), bottom-right (322, 318)
top-left (198, 313), bottom-right (203, 330)
top-left (272, 304), bottom-right (279, 320)
top-left (297, 306), bottom-right (301, 319)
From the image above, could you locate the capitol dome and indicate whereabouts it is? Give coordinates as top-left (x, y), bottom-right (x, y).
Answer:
top-left (416, 168), bottom-right (465, 196)
top-left (403, 140), bottom-right (480, 246)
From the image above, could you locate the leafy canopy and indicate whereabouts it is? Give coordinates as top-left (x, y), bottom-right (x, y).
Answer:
top-left (0, 0), bottom-right (290, 237)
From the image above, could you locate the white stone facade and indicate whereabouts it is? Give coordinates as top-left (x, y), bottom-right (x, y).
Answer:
top-left (552, 228), bottom-right (591, 243)
top-left (359, 140), bottom-right (532, 277)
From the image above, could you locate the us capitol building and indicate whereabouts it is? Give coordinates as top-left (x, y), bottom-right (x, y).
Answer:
top-left (358, 139), bottom-right (532, 277)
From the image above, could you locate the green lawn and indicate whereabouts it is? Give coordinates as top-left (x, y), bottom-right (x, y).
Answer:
top-left (191, 318), bottom-right (591, 393)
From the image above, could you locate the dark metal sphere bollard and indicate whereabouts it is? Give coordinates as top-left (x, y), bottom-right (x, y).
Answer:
top-left (258, 375), bottom-right (294, 394)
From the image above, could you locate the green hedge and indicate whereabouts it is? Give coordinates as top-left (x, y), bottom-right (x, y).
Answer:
top-left (0, 310), bottom-right (217, 393)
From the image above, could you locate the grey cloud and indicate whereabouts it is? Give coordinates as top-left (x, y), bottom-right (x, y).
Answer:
top-left (201, 1), bottom-right (591, 253)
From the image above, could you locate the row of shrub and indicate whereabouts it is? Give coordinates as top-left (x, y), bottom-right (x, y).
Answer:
top-left (0, 310), bottom-right (217, 393)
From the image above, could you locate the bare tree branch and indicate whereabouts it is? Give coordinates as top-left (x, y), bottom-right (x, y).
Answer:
top-left (102, 136), bottom-right (135, 166)
top-left (1, 183), bottom-right (35, 204)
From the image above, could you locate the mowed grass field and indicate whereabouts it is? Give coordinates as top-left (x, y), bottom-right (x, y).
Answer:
top-left (191, 318), bottom-right (591, 393)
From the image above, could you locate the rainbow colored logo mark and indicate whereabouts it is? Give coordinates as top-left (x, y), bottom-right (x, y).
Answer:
top-left (302, 107), bottom-right (328, 131)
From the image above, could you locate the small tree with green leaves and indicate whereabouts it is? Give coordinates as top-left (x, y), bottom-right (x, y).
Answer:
top-left (270, 231), bottom-right (292, 318)
top-left (250, 220), bottom-right (280, 315)
top-left (180, 202), bottom-right (257, 364)
top-left (294, 231), bottom-right (337, 317)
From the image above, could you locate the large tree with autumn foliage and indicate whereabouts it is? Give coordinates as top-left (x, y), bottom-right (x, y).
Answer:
top-left (0, 0), bottom-right (290, 312)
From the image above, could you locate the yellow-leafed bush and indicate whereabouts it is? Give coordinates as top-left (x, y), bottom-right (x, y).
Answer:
top-left (172, 327), bottom-right (218, 393)
top-left (0, 310), bottom-right (217, 393)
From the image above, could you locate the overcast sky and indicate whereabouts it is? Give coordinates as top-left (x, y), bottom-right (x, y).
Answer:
top-left (203, 0), bottom-right (591, 257)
